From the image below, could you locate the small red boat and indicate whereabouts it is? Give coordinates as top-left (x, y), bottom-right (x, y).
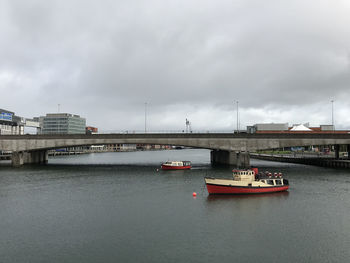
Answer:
top-left (161, 161), bottom-right (191, 170)
top-left (205, 168), bottom-right (289, 194)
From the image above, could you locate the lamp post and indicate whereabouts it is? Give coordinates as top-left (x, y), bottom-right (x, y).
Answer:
top-left (144, 102), bottom-right (147, 133)
top-left (236, 100), bottom-right (239, 133)
top-left (233, 101), bottom-right (239, 133)
top-left (331, 100), bottom-right (334, 131)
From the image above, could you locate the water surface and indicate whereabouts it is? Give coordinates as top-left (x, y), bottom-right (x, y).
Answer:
top-left (1, 149), bottom-right (349, 262)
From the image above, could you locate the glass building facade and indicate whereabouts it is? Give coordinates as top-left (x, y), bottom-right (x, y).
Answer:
top-left (41, 113), bottom-right (86, 134)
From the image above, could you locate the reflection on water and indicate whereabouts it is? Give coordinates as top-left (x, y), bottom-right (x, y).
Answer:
top-left (0, 149), bottom-right (350, 263)
top-left (206, 190), bottom-right (290, 202)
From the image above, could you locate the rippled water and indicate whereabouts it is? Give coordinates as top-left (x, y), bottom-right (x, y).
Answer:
top-left (0, 149), bottom-right (349, 263)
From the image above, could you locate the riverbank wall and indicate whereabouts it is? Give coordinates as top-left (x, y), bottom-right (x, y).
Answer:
top-left (251, 153), bottom-right (350, 168)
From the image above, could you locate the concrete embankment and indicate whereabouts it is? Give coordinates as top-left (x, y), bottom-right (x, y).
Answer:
top-left (251, 153), bottom-right (350, 168)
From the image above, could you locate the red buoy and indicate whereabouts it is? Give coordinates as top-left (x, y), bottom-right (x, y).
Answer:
top-left (192, 192), bottom-right (197, 197)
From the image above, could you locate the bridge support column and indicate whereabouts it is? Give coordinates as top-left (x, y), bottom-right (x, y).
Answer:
top-left (211, 150), bottom-right (250, 168)
top-left (12, 150), bottom-right (48, 166)
top-left (334, 145), bottom-right (340, 159)
top-left (12, 151), bottom-right (24, 167)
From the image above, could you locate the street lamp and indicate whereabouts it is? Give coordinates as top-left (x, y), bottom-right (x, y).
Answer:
top-left (144, 102), bottom-right (147, 133)
top-left (234, 100), bottom-right (239, 133)
top-left (331, 100), bottom-right (334, 131)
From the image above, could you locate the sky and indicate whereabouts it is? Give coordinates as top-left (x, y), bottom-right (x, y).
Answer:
top-left (1, 0), bottom-right (350, 132)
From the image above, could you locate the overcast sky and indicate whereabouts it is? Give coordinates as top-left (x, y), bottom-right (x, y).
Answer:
top-left (1, 0), bottom-right (350, 132)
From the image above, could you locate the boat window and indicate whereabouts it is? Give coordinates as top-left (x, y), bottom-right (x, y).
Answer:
top-left (283, 179), bottom-right (289, 185)
top-left (275, 180), bottom-right (282, 185)
top-left (267, 180), bottom-right (274, 185)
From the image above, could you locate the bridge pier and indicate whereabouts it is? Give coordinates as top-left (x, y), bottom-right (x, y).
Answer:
top-left (335, 145), bottom-right (340, 159)
top-left (12, 151), bottom-right (24, 166)
top-left (12, 150), bottom-right (48, 166)
top-left (211, 150), bottom-right (250, 168)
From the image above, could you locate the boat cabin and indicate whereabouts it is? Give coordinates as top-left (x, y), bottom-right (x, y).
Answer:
top-left (233, 169), bottom-right (255, 183)
top-left (232, 169), bottom-right (289, 186)
top-left (260, 178), bottom-right (289, 186)
top-left (163, 161), bottom-right (191, 166)
top-left (182, 161), bottom-right (191, 166)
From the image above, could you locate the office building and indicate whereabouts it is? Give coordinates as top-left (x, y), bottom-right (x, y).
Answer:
top-left (40, 113), bottom-right (86, 134)
top-left (0, 108), bottom-right (25, 135)
top-left (247, 123), bottom-right (289, 133)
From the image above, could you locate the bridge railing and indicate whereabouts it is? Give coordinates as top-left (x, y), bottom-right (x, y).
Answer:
top-left (97, 130), bottom-right (236, 134)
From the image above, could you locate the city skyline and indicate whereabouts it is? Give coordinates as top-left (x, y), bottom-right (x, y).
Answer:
top-left (1, 0), bottom-right (350, 131)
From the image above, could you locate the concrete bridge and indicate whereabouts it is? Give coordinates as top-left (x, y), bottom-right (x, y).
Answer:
top-left (1, 133), bottom-right (350, 167)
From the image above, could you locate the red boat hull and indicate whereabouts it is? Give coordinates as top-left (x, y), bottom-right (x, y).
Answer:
top-left (161, 165), bottom-right (191, 170)
top-left (206, 183), bottom-right (289, 194)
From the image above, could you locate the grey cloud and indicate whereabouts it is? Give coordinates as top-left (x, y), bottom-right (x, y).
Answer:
top-left (1, 0), bottom-right (350, 131)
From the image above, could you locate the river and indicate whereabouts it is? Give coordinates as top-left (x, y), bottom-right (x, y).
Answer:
top-left (0, 149), bottom-right (349, 262)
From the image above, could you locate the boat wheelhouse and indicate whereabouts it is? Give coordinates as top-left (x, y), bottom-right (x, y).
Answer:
top-left (161, 161), bottom-right (192, 170)
top-left (205, 168), bottom-right (289, 194)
